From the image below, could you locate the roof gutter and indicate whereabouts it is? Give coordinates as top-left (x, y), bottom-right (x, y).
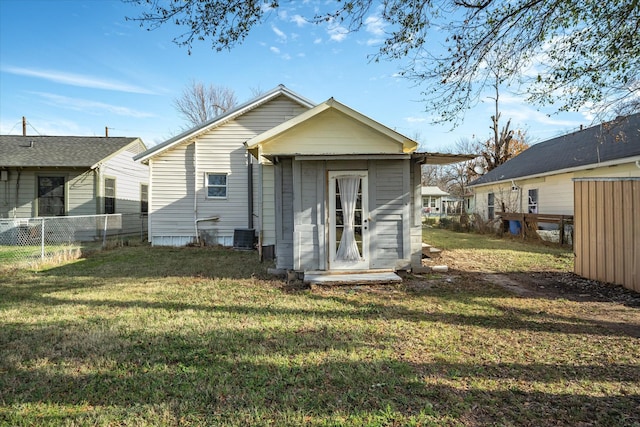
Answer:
top-left (469, 155), bottom-right (640, 188)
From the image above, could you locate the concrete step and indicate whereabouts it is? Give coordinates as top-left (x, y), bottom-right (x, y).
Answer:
top-left (304, 271), bottom-right (402, 286)
top-left (422, 243), bottom-right (442, 258)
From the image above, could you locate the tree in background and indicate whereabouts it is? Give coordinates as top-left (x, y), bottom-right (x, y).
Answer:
top-left (127, 0), bottom-right (639, 124)
top-left (174, 80), bottom-right (237, 128)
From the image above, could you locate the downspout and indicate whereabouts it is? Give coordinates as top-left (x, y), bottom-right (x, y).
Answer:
top-left (14, 169), bottom-right (21, 218)
top-left (194, 141), bottom-right (199, 243)
top-left (248, 153), bottom-right (254, 229)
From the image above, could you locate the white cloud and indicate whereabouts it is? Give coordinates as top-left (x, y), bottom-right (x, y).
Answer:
top-left (327, 25), bottom-right (348, 42)
top-left (3, 66), bottom-right (156, 94)
top-left (365, 15), bottom-right (385, 36)
top-left (271, 25), bottom-right (287, 41)
top-left (405, 116), bottom-right (428, 123)
top-left (270, 46), bottom-right (281, 54)
top-left (291, 14), bottom-right (308, 27)
top-left (32, 92), bottom-right (154, 118)
top-left (313, 37), bottom-right (323, 44)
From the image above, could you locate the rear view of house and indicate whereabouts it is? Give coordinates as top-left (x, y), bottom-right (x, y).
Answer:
top-left (135, 85), bottom-right (314, 247)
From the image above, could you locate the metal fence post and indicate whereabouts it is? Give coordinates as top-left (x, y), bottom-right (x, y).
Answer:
top-left (41, 217), bottom-right (45, 261)
top-left (102, 215), bottom-right (108, 248)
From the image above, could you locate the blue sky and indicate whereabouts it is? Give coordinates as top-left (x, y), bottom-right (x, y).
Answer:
top-left (0, 0), bottom-right (589, 151)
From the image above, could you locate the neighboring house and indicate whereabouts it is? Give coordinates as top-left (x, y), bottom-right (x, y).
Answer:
top-left (0, 136), bottom-right (148, 233)
top-left (469, 113), bottom-right (640, 222)
top-left (421, 186), bottom-right (449, 216)
top-left (135, 85), bottom-right (315, 247)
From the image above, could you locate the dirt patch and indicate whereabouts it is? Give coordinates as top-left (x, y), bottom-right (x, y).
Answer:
top-left (477, 271), bottom-right (640, 338)
top-left (500, 271), bottom-right (640, 308)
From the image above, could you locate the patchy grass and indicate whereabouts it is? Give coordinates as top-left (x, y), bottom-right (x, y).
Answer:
top-left (1, 241), bottom-right (638, 426)
top-left (423, 227), bottom-right (574, 273)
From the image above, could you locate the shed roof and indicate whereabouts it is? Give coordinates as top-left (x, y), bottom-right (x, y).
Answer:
top-left (469, 113), bottom-right (640, 187)
top-left (421, 186), bottom-right (449, 196)
top-left (135, 84), bottom-right (315, 163)
top-left (0, 135), bottom-right (143, 168)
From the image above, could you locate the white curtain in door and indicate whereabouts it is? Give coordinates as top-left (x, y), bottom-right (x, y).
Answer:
top-left (336, 176), bottom-right (361, 261)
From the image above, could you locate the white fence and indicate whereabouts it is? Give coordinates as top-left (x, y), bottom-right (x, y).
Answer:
top-left (0, 214), bottom-right (147, 267)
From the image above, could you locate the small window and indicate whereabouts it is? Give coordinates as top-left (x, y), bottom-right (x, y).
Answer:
top-left (38, 176), bottom-right (65, 216)
top-left (104, 177), bottom-right (116, 214)
top-left (206, 173), bottom-right (228, 198)
top-left (140, 184), bottom-right (148, 214)
top-left (487, 192), bottom-right (495, 220)
top-left (528, 189), bottom-right (538, 213)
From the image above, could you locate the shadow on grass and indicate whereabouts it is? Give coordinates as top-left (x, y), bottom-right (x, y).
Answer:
top-left (1, 321), bottom-right (638, 426)
top-left (5, 288), bottom-right (637, 339)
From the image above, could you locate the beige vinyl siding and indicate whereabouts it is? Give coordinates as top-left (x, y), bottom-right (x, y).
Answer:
top-left (473, 162), bottom-right (640, 220)
top-left (195, 97), bottom-right (308, 244)
top-left (148, 95), bottom-right (309, 246)
top-left (101, 142), bottom-right (149, 215)
top-left (150, 143), bottom-right (196, 244)
top-left (259, 109), bottom-right (405, 156)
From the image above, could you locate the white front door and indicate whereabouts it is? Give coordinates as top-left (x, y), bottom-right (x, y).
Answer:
top-left (328, 171), bottom-right (369, 270)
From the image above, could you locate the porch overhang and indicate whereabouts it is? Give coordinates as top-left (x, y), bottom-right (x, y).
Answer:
top-left (412, 152), bottom-right (477, 165)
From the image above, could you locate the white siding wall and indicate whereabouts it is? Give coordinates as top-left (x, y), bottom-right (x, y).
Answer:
top-left (150, 143), bottom-right (196, 245)
top-left (101, 142), bottom-right (149, 214)
top-left (149, 95), bottom-right (309, 246)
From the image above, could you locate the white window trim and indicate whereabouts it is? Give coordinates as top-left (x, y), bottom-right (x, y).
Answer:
top-left (528, 188), bottom-right (538, 214)
top-left (205, 172), bottom-right (229, 199)
top-left (487, 192), bottom-right (495, 220)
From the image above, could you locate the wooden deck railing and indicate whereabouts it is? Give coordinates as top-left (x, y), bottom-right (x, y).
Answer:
top-left (497, 212), bottom-right (574, 245)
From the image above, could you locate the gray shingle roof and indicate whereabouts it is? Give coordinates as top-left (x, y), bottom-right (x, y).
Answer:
top-left (470, 113), bottom-right (640, 186)
top-left (0, 136), bottom-right (140, 167)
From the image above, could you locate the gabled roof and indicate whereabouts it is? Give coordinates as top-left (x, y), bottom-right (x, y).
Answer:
top-left (0, 135), bottom-right (144, 168)
top-left (421, 186), bottom-right (449, 196)
top-left (245, 98), bottom-right (419, 156)
top-left (135, 84), bottom-right (316, 163)
top-left (469, 113), bottom-right (640, 187)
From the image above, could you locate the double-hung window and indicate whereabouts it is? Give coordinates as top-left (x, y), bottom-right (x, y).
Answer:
top-left (140, 184), bottom-right (148, 214)
top-left (528, 189), bottom-right (538, 213)
top-left (487, 192), bottom-right (495, 220)
top-left (206, 173), bottom-right (228, 198)
top-left (104, 177), bottom-right (116, 214)
top-left (38, 176), bottom-right (65, 216)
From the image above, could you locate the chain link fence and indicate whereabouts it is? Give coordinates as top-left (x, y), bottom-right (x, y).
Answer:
top-left (0, 213), bottom-right (147, 268)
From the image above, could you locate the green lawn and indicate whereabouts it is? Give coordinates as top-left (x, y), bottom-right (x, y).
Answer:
top-left (1, 235), bottom-right (638, 426)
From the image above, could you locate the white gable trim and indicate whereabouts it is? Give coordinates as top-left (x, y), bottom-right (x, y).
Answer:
top-left (245, 98), bottom-right (419, 156)
top-left (135, 85), bottom-right (315, 163)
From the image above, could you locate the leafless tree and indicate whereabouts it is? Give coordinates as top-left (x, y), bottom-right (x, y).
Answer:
top-left (174, 80), bottom-right (237, 127)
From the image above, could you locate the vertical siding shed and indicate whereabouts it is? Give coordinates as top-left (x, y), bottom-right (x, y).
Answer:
top-left (574, 178), bottom-right (639, 292)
